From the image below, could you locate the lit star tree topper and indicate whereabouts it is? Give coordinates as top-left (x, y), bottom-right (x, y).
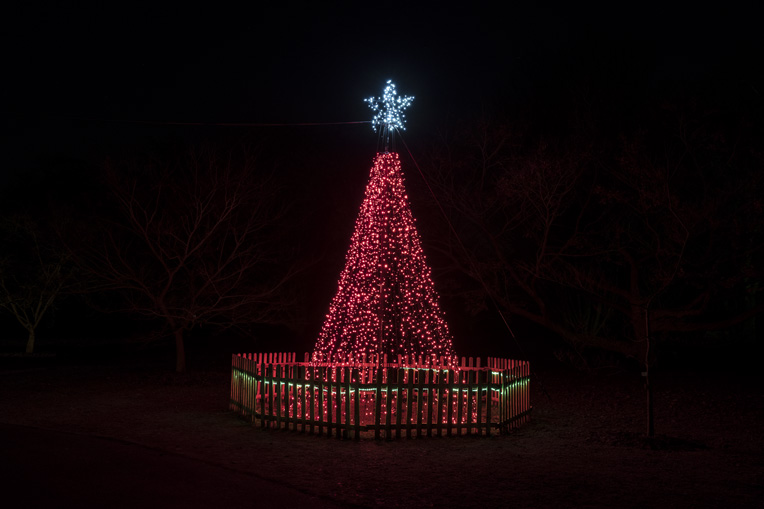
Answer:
top-left (365, 80), bottom-right (414, 133)
top-left (312, 81), bottom-right (453, 364)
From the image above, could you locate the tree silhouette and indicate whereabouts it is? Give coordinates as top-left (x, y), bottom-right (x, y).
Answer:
top-left (76, 147), bottom-right (298, 372)
top-left (0, 215), bottom-right (75, 353)
top-left (424, 109), bottom-right (763, 436)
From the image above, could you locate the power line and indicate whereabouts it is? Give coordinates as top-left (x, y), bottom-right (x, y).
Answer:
top-left (63, 117), bottom-right (372, 127)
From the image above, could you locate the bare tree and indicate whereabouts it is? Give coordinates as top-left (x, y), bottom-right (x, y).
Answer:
top-left (0, 215), bottom-right (74, 353)
top-left (423, 112), bottom-right (763, 437)
top-left (422, 122), bottom-right (595, 350)
top-left (75, 147), bottom-right (298, 372)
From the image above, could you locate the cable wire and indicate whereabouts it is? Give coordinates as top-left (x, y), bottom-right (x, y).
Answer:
top-left (62, 117), bottom-right (372, 127)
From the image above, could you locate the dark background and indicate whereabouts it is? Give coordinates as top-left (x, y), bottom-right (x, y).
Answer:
top-left (5, 4), bottom-right (760, 161)
top-left (1, 3), bottom-right (762, 363)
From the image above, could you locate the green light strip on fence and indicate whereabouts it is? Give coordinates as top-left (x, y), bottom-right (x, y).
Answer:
top-left (236, 382), bottom-right (527, 391)
top-left (235, 370), bottom-right (529, 390)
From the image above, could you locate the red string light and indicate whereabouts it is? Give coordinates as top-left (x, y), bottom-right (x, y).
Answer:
top-left (313, 152), bottom-right (455, 362)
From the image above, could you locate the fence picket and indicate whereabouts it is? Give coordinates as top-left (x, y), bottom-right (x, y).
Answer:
top-left (279, 364), bottom-right (285, 429)
top-left (342, 367), bottom-right (349, 439)
top-left (308, 365), bottom-right (315, 434)
top-left (456, 369), bottom-right (463, 436)
top-left (395, 368), bottom-right (404, 439)
top-left (385, 368), bottom-right (393, 439)
top-left (291, 365), bottom-right (298, 431)
top-left (352, 368), bottom-right (360, 440)
top-left (229, 353), bottom-right (530, 440)
top-left (466, 368), bottom-right (474, 435)
top-left (299, 365), bottom-right (306, 432)
top-left (317, 367), bottom-right (324, 436)
top-left (406, 368), bottom-right (414, 439)
top-left (374, 367), bottom-right (383, 440)
top-left (267, 364), bottom-right (274, 429)
top-left (436, 369), bottom-right (445, 437)
top-left (446, 369), bottom-right (454, 437)
top-left (485, 369), bottom-right (492, 437)
top-left (427, 369), bottom-right (435, 437)
top-left (476, 369), bottom-right (484, 436)
top-left (326, 368), bottom-right (333, 437)
top-left (416, 368), bottom-right (425, 438)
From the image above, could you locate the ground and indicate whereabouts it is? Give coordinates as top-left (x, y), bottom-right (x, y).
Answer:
top-left (1, 351), bottom-right (763, 508)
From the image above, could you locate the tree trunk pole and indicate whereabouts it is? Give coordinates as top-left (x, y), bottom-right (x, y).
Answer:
top-left (26, 328), bottom-right (35, 354)
top-left (644, 307), bottom-right (654, 438)
top-left (174, 329), bottom-right (186, 373)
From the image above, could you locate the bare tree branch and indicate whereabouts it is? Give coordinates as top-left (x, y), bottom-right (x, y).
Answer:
top-left (72, 146), bottom-right (300, 372)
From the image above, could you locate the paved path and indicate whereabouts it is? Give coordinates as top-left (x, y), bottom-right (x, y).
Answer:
top-left (0, 422), bottom-right (347, 508)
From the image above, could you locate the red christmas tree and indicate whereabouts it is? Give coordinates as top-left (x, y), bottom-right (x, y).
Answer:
top-left (313, 151), bottom-right (455, 362)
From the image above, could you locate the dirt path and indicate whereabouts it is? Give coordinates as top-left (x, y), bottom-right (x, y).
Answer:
top-left (0, 422), bottom-right (348, 508)
top-left (1, 362), bottom-right (763, 507)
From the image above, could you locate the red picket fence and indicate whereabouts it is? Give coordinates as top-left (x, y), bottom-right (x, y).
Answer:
top-left (230, 352), bottom-right (531, 440)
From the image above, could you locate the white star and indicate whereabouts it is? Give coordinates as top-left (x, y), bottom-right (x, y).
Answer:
top-left (365, 80), bottom-right (414, 133)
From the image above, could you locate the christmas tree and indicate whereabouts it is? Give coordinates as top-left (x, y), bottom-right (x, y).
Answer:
top-left (313, 82), bottom-right (455, 362)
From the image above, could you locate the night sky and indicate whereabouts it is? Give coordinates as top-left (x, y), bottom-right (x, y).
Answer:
top-left (4, 4), bottom-right (760, 161)
top-left (2, 3), bottom-right (762, 355)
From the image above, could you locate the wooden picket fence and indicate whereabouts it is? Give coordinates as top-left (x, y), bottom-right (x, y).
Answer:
top-left (230, 352), bottom-right (531, 440)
